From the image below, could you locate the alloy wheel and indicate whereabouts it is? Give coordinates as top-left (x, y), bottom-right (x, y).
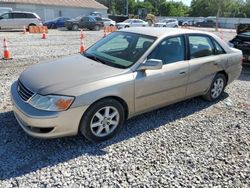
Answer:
top-left (211, 78), bottom-right (224, 99)
top-left (90, 106), bottom-right (120, 137)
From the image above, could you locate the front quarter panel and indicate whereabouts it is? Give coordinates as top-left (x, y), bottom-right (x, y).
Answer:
top-left (66, 73), bottom-right (135, 118)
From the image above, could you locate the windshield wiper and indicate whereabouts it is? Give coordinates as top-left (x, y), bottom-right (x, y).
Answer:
top-left (84, 53), bottom-right (107, 65)
top-left (84, 52), bottom-right (125, 69)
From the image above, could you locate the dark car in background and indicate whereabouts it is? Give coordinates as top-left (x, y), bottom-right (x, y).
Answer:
top-left (229, 24), bottom-right (250, 64)
top-left (195, 20), bottom-right (216, 28)
top-left (65, 16), bottom-right (104, 31)
top-left (43, 17), bottom-right (71, 29)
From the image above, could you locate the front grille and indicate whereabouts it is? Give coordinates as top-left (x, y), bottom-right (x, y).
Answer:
top-left (17, 81), bottom-right (34, 102)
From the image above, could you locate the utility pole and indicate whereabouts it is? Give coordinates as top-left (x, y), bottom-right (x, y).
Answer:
top-left (125, 0), bottom-right (129, 16)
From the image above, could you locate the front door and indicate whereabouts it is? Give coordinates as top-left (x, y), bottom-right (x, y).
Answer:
top-left (135, 35), bottom-right (189, 113)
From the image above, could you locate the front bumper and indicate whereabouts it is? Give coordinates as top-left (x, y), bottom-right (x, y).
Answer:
top-left (11, 81), bottom-right (88, 139)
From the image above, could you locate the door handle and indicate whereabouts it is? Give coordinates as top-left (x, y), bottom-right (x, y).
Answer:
top-left (179, 71), bottom-right (187, 75)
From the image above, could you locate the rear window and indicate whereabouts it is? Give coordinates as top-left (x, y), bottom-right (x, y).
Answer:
top-left (25, 13), bottom-right (37, 18)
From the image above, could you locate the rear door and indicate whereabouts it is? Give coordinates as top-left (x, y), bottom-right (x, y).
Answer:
top-left (186, 34), bottom-right (226, 98)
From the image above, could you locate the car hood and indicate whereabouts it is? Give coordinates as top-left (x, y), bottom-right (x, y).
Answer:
top-left (19, 54), bottom-right (126, 95)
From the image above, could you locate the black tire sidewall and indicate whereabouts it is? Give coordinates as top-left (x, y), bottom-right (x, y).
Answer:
top-left (80, 99), bottom-right (125, 142)
top-left (204, 73), bottom-right (226, 101)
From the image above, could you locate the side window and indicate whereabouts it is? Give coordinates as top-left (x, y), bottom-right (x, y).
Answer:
top-left (213, 39), bottom-right (225, 55)
top-left (189, 35), bottom-right (214, 59)
top-left (13, 13), bottom-right (26, 19)
top-left (148, 36), bottom-right (185, 65)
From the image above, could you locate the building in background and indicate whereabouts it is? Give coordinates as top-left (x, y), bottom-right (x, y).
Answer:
top-left (0, 0), bottom-right (108, 21)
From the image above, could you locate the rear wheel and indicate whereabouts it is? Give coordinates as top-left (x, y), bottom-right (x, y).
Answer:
top-left (80, 98), bottom-right (125, 142)
top-left (125, 25), bottom-right (129, 28)
top-left (203, 73), bottom-right (227, 101)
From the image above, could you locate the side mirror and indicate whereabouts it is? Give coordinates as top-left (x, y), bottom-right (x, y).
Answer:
top-left (138, 59), bottom-right (163, 71)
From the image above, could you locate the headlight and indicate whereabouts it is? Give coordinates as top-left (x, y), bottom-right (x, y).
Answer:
top-left (29, 94), bottom-right (74, 112)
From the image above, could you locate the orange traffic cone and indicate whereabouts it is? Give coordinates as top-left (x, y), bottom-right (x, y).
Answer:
top-left (103, 27), bottom-right (107, 38)
top-left (42, 29), bottom-right (46, 39)
top-left (23, 26), bottom-right (27, 34)
top-left (80, 37), bottom-right (85, 53)
top-left (3, 38), bottom-right (11, 60)
top-left (80, 29), bottom-right (84, 39)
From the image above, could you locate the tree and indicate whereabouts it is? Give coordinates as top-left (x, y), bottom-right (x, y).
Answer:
top-left (159, 2), bottom-right (189, 17)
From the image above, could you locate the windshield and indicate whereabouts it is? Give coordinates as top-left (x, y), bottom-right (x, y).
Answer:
top-left (85, 32), bottom-right (156, 69)
top-left (239, 32), bottom-right (250, 36)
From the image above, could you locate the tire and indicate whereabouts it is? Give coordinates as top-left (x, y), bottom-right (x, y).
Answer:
top-left (51, 23), bottom-right (57, 29)
top-left (94, 25), bottom-right (100, 31)
top-left (203, 73), bottom-right (227, 101)
top-left (125, 25), bottom-right (129, 28)
top-left (72, 24), bottom-right (79, 31)
top-left (80, 98), bottom-right (125, 142)
top-left (110, 24), bottom-right (114, 27)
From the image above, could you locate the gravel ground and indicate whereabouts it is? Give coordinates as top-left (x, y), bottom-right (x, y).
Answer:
top-left (0, 29), bottom-right (250, 187)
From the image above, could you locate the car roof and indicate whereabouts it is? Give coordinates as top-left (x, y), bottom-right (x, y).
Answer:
top-left (8, 11), bottom-right (34, 14)
top-left (119, 27), bottom-right (212, 38)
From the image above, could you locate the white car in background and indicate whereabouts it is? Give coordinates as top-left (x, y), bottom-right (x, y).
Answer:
top-left (0, 11), bottom-right (42, 30)
top-left (116, 19), bottom-right (148, 29)
top-left (154, 19), bottom-right (178, 28)
top-left (102, 18), bottom-right (116, 27)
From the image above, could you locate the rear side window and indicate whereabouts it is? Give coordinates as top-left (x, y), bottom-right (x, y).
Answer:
top-left (25, 13), bottom-right (37, 18)
top-left (213, 39), bottom-right (225, 55)
top-left (148, 36), bottom-right (185, 64)
top-left (189, 35), bottom-right (214, 59)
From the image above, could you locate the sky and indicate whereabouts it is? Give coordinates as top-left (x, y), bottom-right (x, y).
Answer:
top-left (174, 0), bottom-right (192, 6)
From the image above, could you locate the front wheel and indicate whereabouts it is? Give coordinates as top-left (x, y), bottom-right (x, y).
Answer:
top-left (203, 73), bottom-right (227, 101)
top-left (94, 25), bottom-right (100, 31)
top-left (80, 98), bottom-right (125, 142)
